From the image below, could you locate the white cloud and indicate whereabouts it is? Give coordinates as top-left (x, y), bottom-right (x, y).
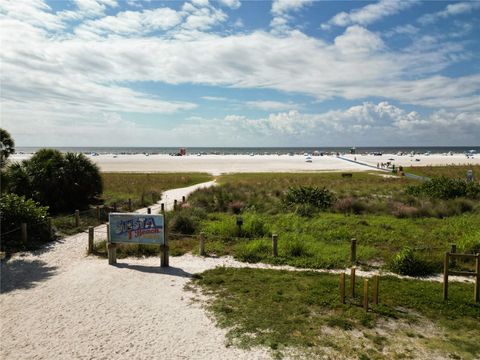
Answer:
top-left (246, 100), bottom-right (299, 111)
top-left (202, 96), bottom-right (228, 101)
top-left (321, 0), bottom-right (418, 29)
top-left (217, 0), bottom-right (241, 10)
top-left (270, 0), bottom-right (312, 33)
top-left (76, 7), bottom-right (183, 37)
top-left (419, 1), bottom-right (480, 25)
top-left (153, 102), bottom-right (480, 146)
top-left (0, 0), bottom-right (64, 30)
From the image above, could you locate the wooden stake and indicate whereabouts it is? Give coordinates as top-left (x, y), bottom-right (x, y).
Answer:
top-left (20, 223), bottom-right (27, 243)
top-left (128, 198), bottom-right (132, 211)
top-left (443, 252), bottom-right (449, 301)
top-left (272, 234), bottom-right (278, 257)
top-left (75, 210), bottom-right (80, 227)
top-left (475, 254), bottom-right (479, 303)
top-left (182, 195), bottom-right (186, 203)
top-left (350, 267), bottom-right (356, 298)
top-left (107, 243), bottom-right (117, 265)
top-left (161, 203), bottom-right (165, 213)
top-left (372, 275), bottom-right (379, 305)
top-left (173, 199), bottom-right (178, 211)
top-left (147, 207), bottom-right (151, 214)
top-left (340, 273), bottom-right (346, 304)
top-left (363, 279), bottom-right (369, 311)
top-left (350, 238), bottom-right (357, 264)
top-left (199, 232), bottom-right (206, 256)
top-left (88, 226), bottom-right (94, 253)
top-left (161, 213), bottom-right (169, 267)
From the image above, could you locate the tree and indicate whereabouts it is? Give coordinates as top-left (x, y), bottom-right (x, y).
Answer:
top-left (0, 128), bottom-right (15, 168)
top-left (5, 149), bottom-right (103, 213)
top-left (62, 152), bottom-right (103, 209)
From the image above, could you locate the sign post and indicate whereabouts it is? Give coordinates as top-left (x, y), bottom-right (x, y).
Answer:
top-left (108, 213), bottom-right (166, 266)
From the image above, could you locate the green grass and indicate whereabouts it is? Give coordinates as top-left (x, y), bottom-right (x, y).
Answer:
top-left (193, 267), bottom-right (480, 359)
top-left (101, 172), bottom-right (212, 209)
top-left (217, 172), bottom-right (413, 197)
top-left (406, 165), bottom-right (480, 179)
top-left (197, 212), bottom-right (480, 271)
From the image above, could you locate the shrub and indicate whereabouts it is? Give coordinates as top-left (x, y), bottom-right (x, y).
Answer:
top-left (389, 247), bottom-right (434, 276)
top-left (169, 208), bottom-right (207, 235)
top-left (283, 239), bottom-right (311, 258)
top-left (407, 176), bottom-right (480, 200)
top-left (333, 197), bottom-right (367, 214)
top-left (5, 149), bottom-right (102, 212)
top-left (391, 203), bottom-right (418, 218)
top-left (284, 186), bottom-right (335, 210)
top-left (0, 193), bottom-right (50, 252)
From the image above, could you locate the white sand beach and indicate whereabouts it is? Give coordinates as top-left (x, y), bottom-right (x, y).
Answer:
top-left (10, 153), bottom-right (480, 175)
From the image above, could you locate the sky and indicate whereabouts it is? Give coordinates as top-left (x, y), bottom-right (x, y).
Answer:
top-left (1, 0), bottom-right (479, 147)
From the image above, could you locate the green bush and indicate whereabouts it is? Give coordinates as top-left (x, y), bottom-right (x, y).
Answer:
top-left (169, 208), bottom-right (207, 235)
top-left (284, 186), bottom-right (335, 210)
top-left (5, 149), bottom-right (102, 212)
top-left (407, 177), bottom-right (480, 200)
top-left (0, 193), bottom-right (51, 252)
top-left (389, 247), bottom-right (435, 276)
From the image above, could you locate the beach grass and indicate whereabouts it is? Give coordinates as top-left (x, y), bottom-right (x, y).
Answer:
top-left (405, 165), bottom-right (480, 179)
top-left (101, 172), bottom-right (212, 209)
top-left (196, 212), bottom-right (479, 271)
top-left (193, 267), bottom-right (480, 359)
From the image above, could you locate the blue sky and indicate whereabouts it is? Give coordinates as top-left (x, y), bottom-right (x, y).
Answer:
top-left (1, 0), bottom-right (479, 146)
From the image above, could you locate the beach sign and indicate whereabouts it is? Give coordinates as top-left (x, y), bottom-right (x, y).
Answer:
top-left (108, 213), bottom-right (164, 245)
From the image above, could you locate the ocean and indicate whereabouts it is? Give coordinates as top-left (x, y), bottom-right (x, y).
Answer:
top-left (15, 146), bottom-right (480, 155)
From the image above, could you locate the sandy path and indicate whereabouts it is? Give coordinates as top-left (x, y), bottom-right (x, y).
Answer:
top-left (1, 181), bottom-right (272, 360)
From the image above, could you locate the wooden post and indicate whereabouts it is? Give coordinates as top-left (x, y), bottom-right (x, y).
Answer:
top-left (475, 254), bottom-right (480, 303)
top-left (351, 238), bottom-right (357, 264)
top-left (108, 243), bottom-right (117, 264)
top-left (173, 199), bottom-right (178, 211)
top-left (161, 203), bottom-right (165, 213)
top-left (75, 209), bottom-right (80, 227)
top-left (128, 198), bottom-right (132, 211)
top-left (451, 244), bottom-right (457, 267)
top-left (340, 273), bottom-right (346, 304)
top-left (363, 279), bottom-right (369, 311)
top-left (182, 195), bottom-right (186, 203)
top-left (113, 202), bottom-right (117, 212)
top-left (350, 267), bottom-right (356, 298)
top-left (199, 232), bottom-right (206, 256)
top-left (372, 275), bottom-right (379, 305)
top-left (21, 223), bottom-right (27, 243)
top-left (272, 234), bottom-right (278, 257)
top-left (96, 205), bottom-right (100, 222)
top-left (443, 252), bottom-right (449, 301)
top-left (147, 207), bottom-right (151, 214)
top-left (161, 213), bottom-right (169, 267)
top-left (107, 223), bottom-right (117, 265)
top-left (88, 226), bottom-right (94, 253)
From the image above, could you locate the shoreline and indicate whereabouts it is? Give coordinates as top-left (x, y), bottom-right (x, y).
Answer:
top-left (10, 153), bottom-right (480, 175)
